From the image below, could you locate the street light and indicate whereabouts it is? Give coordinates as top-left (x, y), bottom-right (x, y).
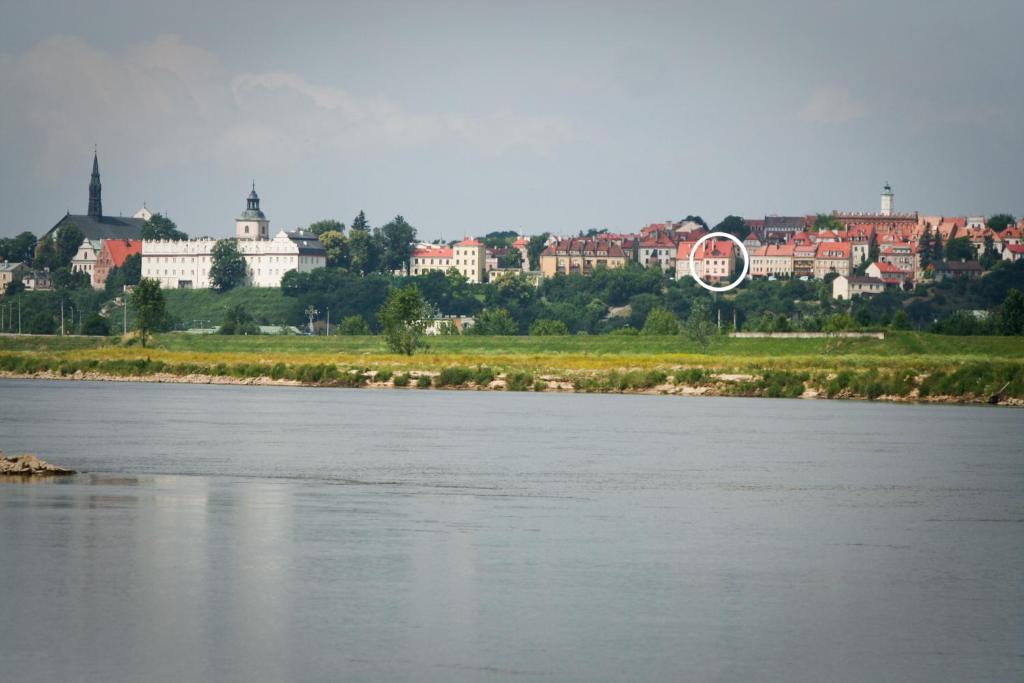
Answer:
top-left (304, 305), bottom-right (318, 335)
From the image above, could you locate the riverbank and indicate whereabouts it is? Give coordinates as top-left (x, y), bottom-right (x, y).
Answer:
top-left (2, 364), bottom-right (1021, 406)
top-left (1, 331), bottom-right (1021, 405)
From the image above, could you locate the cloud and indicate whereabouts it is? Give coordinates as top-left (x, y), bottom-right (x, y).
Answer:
top-left (0, 35), bottom-right (575, 178)
top-left (798, 85), bottom-right (868, 124)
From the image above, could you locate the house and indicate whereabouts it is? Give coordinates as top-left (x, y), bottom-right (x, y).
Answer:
top-left (792, 244), bottom-right (817, 278)
top-left (410, 244), bottom-right (454, 277)
top-left (866, 260), bottom-right (913, 287)
top-left (93, 239), bottom-right (142, 289)
top-left (832, 275), bottom-right (884, 300)
top-left (23, 269), bottom-right (54, 291)
top-left (761, 216), bottom-right (805, 243)
top-left (931, 260), bottom-right (983, 281)
top-left (539, 238), bottom-right (629, 277)
top-left (0, 261), bottom-right (28, 291)
top-left (879, 242), bottom-right (919, 275)
top-left (813, 242), bottom-right (853, 279)
top-left (749, 244), bottom-right (794, 279)
top-left (451, 238), bottom-right (486, 283)
top-left (511, 236), bottom-right (531, 271)
top-left (1002, 244), bottom-right (1024, 263)
top-left (677, 238), bottom-right (736, 283)
top-left (638, 230), bottom-right (678, 272)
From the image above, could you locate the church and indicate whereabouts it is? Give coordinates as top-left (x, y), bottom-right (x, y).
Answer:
top-left (48, 152), bottom-right (149, 284)
top-left (140, 184), bottom-right (325, 289)
top-left (46, 152), bottom-right (148, 242)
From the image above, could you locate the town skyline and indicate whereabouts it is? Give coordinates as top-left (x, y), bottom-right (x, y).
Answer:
top-left (1, 1), bottom-right (1022, 240)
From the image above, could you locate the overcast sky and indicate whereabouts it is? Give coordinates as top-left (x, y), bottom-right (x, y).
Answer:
top-left (1, 0), bottom-right (1021, 240)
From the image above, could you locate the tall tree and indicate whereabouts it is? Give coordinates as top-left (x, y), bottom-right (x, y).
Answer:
top-left (380, 215), bottom-right (417, 274)
top-left (0, 231), bottom-right (37, 264)
top-left (713, 215), bottom-right (749, 239)
top-left (348, 228), bottom-right (381, 275)
top-left (209, 239), bottom-right (247, 291)
top-left (988, 214), bottom-right (1016, 233)
top-left (527, 233), bottom-right (550, 271)
top-left (351, 210), bottom-right (370, 232)
top-left (308, 219), bottom-right (345, 236)
top-left (945, 236), bottom-right (974, 261)
top-left (686, 298), bottom-right (716, 350)
top-left (142, 213), bottom-right (188, 241)
top-left (130, 278), bottom-right (165, 347)
top-left (319, 230), bottom-right (350, 269)
top-left (378, 285), bottom-right (431, 355)
top-left (999, 289), bottom-right (1024, 335)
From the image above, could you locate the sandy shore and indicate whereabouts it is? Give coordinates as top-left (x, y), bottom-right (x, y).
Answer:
top-left (1, 369), bottom-right (1019, 407)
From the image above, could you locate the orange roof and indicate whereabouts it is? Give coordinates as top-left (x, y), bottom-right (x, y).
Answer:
top-left (815, 241), bottom-right (851, 258)
top-left (413, 246), bottom-right (453, 258)
top-left (100, 239), bottom-right (141, 267)
top-left (456, 238), bottom-right (482, 247)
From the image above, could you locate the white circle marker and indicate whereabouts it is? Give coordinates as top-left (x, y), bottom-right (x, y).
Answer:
top-left (688, 231), bottom-right (750, 293)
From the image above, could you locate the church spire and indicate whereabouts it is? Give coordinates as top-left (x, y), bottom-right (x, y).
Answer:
top-left (88, 149), bottom-right (102, 218)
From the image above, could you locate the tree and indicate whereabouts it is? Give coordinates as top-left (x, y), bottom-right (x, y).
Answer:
top-left (988, 214), bottom-right (1016, 233)
top-left (642, 307), bottom-right (680, 335)
top-left (104, 253), bottom-right (142, 295)
top-left (56, 224), bottom-right (85, 265)
top-left (499, 249), bottom-right (523, 269)
top-left (338, 315), bottom-right (371, 335)
top-left (308, 219), bottom-right (345, 236)
top-left (351, 210), bottom-right (370, 233)
top-left (812, 214), bottom-right (844, 232)
top-left (890, 309), bottom-right (912, 330)
top-left (999, 288), bottom-right (1024, 335)
top-left (81, 313), bottom-right (111, 336)
top-left (482, 230), bottom-right (518, 248)
top-left (52, 267), bottom-right (90, 290)
top-left (219, 304), bottom-right (259, 335)
top-left (209, 239), bottom-right (247, 291)
top-left (527, 233), bottom-right (550, 271)
top-left (713, 215), bottom-right (749, 240)
top-left (469, 307), bottom-right (518, 335)
top-left (918, 228), bottom-right (934, 269)
top-left (0, 231), bottom-right (37, 264)
top-left (529, 318), bottom-right (569, 336)
top-left (380, 215), bottom-right (417, 274)
top-left (932, 231), bottom-right (944, 263)
top-left (378, 285), bottom-right (431, 355)
top-left (682, 215), bottom-right (708, 229)
top-left (686, 298), bottom-right (716, 349)
top-left (349, 227), bottom-right (381, 275)
top-left (141, 213), bottom-right (188, 241)
top-left (319, 230), bottom-right (350, 269)
top-left (981, 234), bottom-right (999, 270)
top-left (130, 278), bottom-right (165, 347)
top-left (945, 237), bottom-right (974, 261)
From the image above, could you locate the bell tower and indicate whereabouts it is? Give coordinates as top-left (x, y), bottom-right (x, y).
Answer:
top-left (880, 182), bottom-right (893, 216)
top-left (235, 181), bottom-right (269, 240)
top-left (88, 150), bottom-right (102, 218)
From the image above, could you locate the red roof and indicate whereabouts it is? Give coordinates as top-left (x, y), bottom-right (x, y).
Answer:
top-left (456, 238), bottom-right (482, 247)
top-left (413, 246), bottom-right (453, 258)
top-left (870, 261), bottom-right (908, 274)
top-left (815, 242), bottom-right (851, 259)
top-left (1007, 244), bottom-right (1024, 254)
top-left (100, 239), bottom-right (141, 267)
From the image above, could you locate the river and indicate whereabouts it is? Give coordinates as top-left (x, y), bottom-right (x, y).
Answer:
top-left (1, 379), bottom-right (1021, 682)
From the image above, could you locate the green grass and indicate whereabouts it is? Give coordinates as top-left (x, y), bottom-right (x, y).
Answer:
top-left (162, 288), bottom-right (300, 328)
top-left (1, 331), bottom-right (1022, 402)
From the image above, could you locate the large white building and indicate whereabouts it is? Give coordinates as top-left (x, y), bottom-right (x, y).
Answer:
top-left (408, 238), bottom-right (487, 283)
top-left (142, 185), bottom-right (325, 289)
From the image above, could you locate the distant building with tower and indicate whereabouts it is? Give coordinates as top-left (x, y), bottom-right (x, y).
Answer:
top-left (141, 184), bottom-right (325, 289)
top-left (880, 182), bottom-right (894, 216)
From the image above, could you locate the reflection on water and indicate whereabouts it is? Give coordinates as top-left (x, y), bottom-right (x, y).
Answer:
top-left (1, 379), bottom-right (1022, 682)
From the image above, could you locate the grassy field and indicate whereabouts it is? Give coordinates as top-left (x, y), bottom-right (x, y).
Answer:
top-left (1, 331), bottom-right (1022, 402)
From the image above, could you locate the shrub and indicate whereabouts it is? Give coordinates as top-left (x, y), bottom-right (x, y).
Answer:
top-left (533, 379), bottom-right (548, 392)
top-left (416, 374), bottom-right (433, 388)
top-left (437, 366), bottom-right (473, 387)
top-left (529, 319), bottom-right (569, 336)
top-left (641, 308), bottom-right (680, 335)
top-left (505, 371), bottom-right (534, 391)
top-left (269, 362), bottom-right (288, 380)
top-left (393, 372), bottom-right (411, 387)
top-left (674, 367), bottom-right (709, 385)
top-left (374, 368), bottom-right (393, 383)
top-left (472, 366), bottom-right (495, 386)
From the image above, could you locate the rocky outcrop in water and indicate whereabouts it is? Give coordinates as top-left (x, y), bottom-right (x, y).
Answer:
top-left (0, 453), bottom-right (75, 476)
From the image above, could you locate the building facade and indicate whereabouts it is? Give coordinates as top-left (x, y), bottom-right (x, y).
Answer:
top-left (141, 187), bottom-right (325, 289)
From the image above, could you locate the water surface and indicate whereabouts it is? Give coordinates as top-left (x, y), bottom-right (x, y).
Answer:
top-left (1, 379), bottom-right (1022, 682)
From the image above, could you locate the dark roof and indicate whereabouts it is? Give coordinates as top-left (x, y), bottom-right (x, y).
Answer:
top-left (933, 260), bottom-right (982, 272)
top-left (285, 229), bottom-right (326, 256)
top-left (45, 213), bottom-right (145, 241)
top-left (763, 216), bottom-right (805, 231)
top-left (846, 275), bottom-right (884, 285)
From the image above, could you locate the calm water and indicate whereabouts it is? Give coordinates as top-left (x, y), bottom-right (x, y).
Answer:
top-left (1, 379), bottom-right (1022, 682)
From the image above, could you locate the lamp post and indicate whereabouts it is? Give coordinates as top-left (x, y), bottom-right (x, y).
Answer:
top-left (305, 305), bottom-right (318, 335)
top-left (326, 306), bottom-right (330, 336)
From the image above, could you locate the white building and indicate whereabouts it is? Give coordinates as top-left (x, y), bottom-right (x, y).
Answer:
top-left (141, 185), bottom-right (325, 289)
top-left (408, 238), bottom-right (486, 283)
top-left (880, 182), bottom-right (894, 216)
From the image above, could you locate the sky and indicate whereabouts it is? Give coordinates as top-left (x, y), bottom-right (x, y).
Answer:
top-left (0, 0), bottom-right (1021, 241)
